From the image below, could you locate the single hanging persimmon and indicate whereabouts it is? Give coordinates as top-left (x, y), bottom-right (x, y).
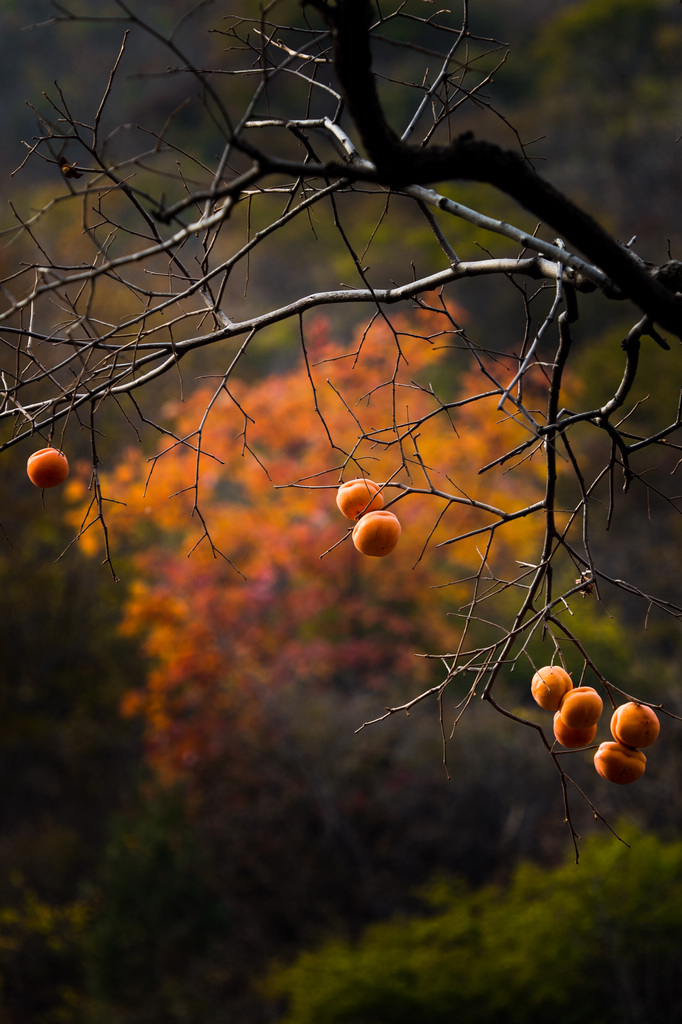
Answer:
top-left (530, 665), bottom-right (573, 711)
top-left (610, 702), bottom-right (660, 749)
top-left (26, 447), bottom-right (70, 488)
top-left (557, 685), bottom-right (603, 729)
top-left (594, 741), bottom-right (646, 785)
top-left (336, 478), bottom-right (384, 520)
top-left (352, 509), bottom-right (401, 556)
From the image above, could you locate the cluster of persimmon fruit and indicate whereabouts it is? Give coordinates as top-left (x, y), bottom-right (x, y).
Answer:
top-left (336, 478), bottom-right (401, 556)
top-left (531, 665), bottom-right (660, 785)
top-left (26, 447), bottom-right (70, 488)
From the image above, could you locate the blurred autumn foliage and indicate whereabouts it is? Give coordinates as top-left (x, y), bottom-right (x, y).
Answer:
top-left (68, 309), bottom-right (548, 779)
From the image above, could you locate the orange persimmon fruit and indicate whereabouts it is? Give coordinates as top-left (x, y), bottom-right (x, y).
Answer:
top-left (530, 665), bottom-right (573, 711)
top-left (552, 711), bottom-right (597, 749)
top-left (610, 702), bottom-right (660, 749)
top-left (352, 509), bottom-right (401, 556)
top-left (558, 685), bottom-right (603, 729)
top-left (336, 478), bottom-right (384, 520)
top-left (26, 447), bottom-right (70, 488)
top-left (594, 741), bottom-right (646, 785)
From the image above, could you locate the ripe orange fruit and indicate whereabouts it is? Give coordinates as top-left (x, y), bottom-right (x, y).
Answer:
top-left (352, 509), bottom-right (401, 556)
top-left (552, 711), bottom-right (597, 749)
top-left (558, 686), bottom-right (603, 729)
top-left (594, 741), bottom-right (646, 785)
top-left (530, 665), bottom-right (573, 711)
top-left (26, 447), bottom-right (70, 488)
top-left (610, 702), bottom-right (660, 749)
top-left (336, 478), bottom-right (384, 520)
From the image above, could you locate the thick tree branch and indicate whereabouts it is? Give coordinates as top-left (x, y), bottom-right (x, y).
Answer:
top-left (313, 0), bottom-right (682, 337)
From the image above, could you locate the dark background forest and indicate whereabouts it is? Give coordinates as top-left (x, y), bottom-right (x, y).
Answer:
top-left (1, 1), bottom-right (682, 1022)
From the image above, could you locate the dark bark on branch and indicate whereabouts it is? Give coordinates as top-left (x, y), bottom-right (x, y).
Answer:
top-left (309, 0), bottom-right (682, 338)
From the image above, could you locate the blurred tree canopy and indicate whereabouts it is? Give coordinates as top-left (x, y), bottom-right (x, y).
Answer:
top-left (265, 827), bottom-right (682, 1024)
